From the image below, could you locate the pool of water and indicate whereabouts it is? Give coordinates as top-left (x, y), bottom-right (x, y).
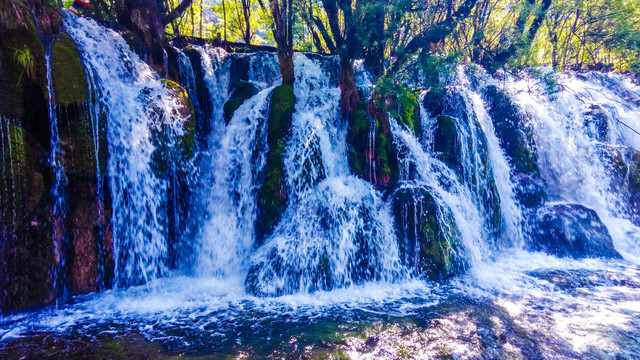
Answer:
top-left (1, 250), bottom-right (639, 359)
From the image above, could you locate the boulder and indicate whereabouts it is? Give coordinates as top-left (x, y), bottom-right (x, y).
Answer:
top-left (514, 173), bottom-right (548, 209)
top-left (392, 186), bottom-right (466, 279)
top-left (529, 204), bottom-right (621, 259)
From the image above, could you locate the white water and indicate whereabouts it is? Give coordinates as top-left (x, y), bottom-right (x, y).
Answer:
top-left (65, 14), bottom-right (189, 286)
top-left (195, 86), bottom-right (273, 277)
top-left (247, 54), bottom-right (405, 295)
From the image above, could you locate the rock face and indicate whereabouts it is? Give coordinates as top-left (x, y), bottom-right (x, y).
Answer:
top-left (256, 84), bottom-right (295, 244)
top-left (392, 186), bottom-right (466, 279)
top-left (529, 204), bottom-right (621, 259)
top-left (422, 89), bottom-right (502, 238)
top-left (482, 85), bottom-right (539, 176)
top-left (347, 82), bottom-right (419, 191)
top-left (0, 7), bottom-right (57, 312)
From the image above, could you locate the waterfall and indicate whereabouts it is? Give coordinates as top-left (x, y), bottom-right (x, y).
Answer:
top-left (64, 15), bottom-right (190, 287)
top-left (469, 91), bottom-right (525, 246)
top-left (195, 86), bottom-right (273, 277)
top-left (45, 46), bottom-right (69, 302)
top-left (505, 71), bottom-right (640, 262)
top-left (245, 54), bottom-right (405, 295)
top-left (391, 119), bottom-right (489, 271)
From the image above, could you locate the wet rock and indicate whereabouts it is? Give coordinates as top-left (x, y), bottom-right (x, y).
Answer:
top-left (256, 84), bottom-right (295, 244)
top-left (433, 115), bottom-right (458, 168)
top-left (150, 80), bottom-right (195, 179)
top-left (583, 104), bottom-right (610, 142)
top-left (513, 173), bottom-right (547, 209)
top-left (392, 186), bottom-right (466, 279)
top-left (529, 204), bottom-right (621, 259)
top-left (223, 81), bottom-right (258, 124)
top-left (482, 85), bottom-right (539, 176)
top-left (51, 34), bottom-right (89, 107)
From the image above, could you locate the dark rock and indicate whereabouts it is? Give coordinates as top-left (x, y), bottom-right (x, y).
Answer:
top-left (433, 115), bottom-right (458, 169)
top-left (482, 85), bottom-right (539, 175)
top-left (392, 186), bottom-right (466, 279)
top-left (583, 104), bottom-right (610, 142)
top-left (529, 204), bottom-right (621, 259)
top-left (514, 173), bottom-right (548, 209)
top-left (223, 81), bottom-right (258, 124)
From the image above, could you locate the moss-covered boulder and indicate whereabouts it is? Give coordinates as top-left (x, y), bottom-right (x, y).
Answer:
top-left (256, 84), bottom-right (295, 243)
top-left (529, 203), bottom-right (621, 259)
top-left (392, 186), bottom-right (466, 279)
top-left (149, 80), bottom-right (196, 179)
top-left (223, 81), bottom-right (258, 124)
top-left (51, 34), bottom-right (88, 107)
top-left (482, 85), bottom-right (539, 176)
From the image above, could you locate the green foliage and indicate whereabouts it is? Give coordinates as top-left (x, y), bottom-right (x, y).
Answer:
top-left (14, 46), bottom-right (35, 81)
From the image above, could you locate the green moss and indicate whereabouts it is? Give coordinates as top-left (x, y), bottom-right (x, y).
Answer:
top-left (256, 84), bottom-right (295, 242)
top-left (393, 187), bottom-right (464, 280)
top-left (223, 81), bottom-right (257, 124)
top-left (51, 35), bottom-right (88, 107)
top-left (347, 101), bottom-right (371, 180)
top-left (150, 80), bottom-right (196, 179)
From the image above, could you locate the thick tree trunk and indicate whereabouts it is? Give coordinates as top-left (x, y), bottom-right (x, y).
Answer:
top-left (339, 59), bottom-right (359, 120)
top-left (278, 49), bottom-right (294, 86)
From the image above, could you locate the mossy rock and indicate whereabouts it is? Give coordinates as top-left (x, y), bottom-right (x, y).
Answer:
top-left (149, 80), bottom-right (196, 179)
top-left (256, 84), bottom-right (295, 243)
top-left (0, 27), bottom-right (47, 122)
top-left (0, 122), bottom-right (45, 223)
top-left (223, 81), bottom-right (258, 124)
top-left (392, 186), bottom-right (466, 280)
top-left (347, 99), bottom-right (371, 180)
top-left (51, 34), bottom-right (89, 107)
top-left (433, 115), bottom-right (458, 169)
top-left (482, 85), bottom-right (539, 176)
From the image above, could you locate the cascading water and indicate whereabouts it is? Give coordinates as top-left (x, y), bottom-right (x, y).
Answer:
top-left (45, 46), bottom-right (69, 303)
top-left (64, 14), bottom-right (189, 287)
top-left (505, 70), bottom-right (640, 262)
top-left (246, 54), bottom-right (405, 295)
top-left (3, 14), bottom-right (640, 357)
top-left (391, 118), bottom-right (488, 271)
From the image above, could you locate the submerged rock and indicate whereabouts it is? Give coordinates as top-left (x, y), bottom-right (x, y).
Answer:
top-left (529, 204), bottom-right (621, 259)
top-left (392, 186), bottom-right (466, 279)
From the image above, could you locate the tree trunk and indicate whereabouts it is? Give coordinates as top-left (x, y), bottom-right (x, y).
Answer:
top-left (339, 59), bottom-right (359, 120)
top-left (278, 48), bottom-right (294, 86)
